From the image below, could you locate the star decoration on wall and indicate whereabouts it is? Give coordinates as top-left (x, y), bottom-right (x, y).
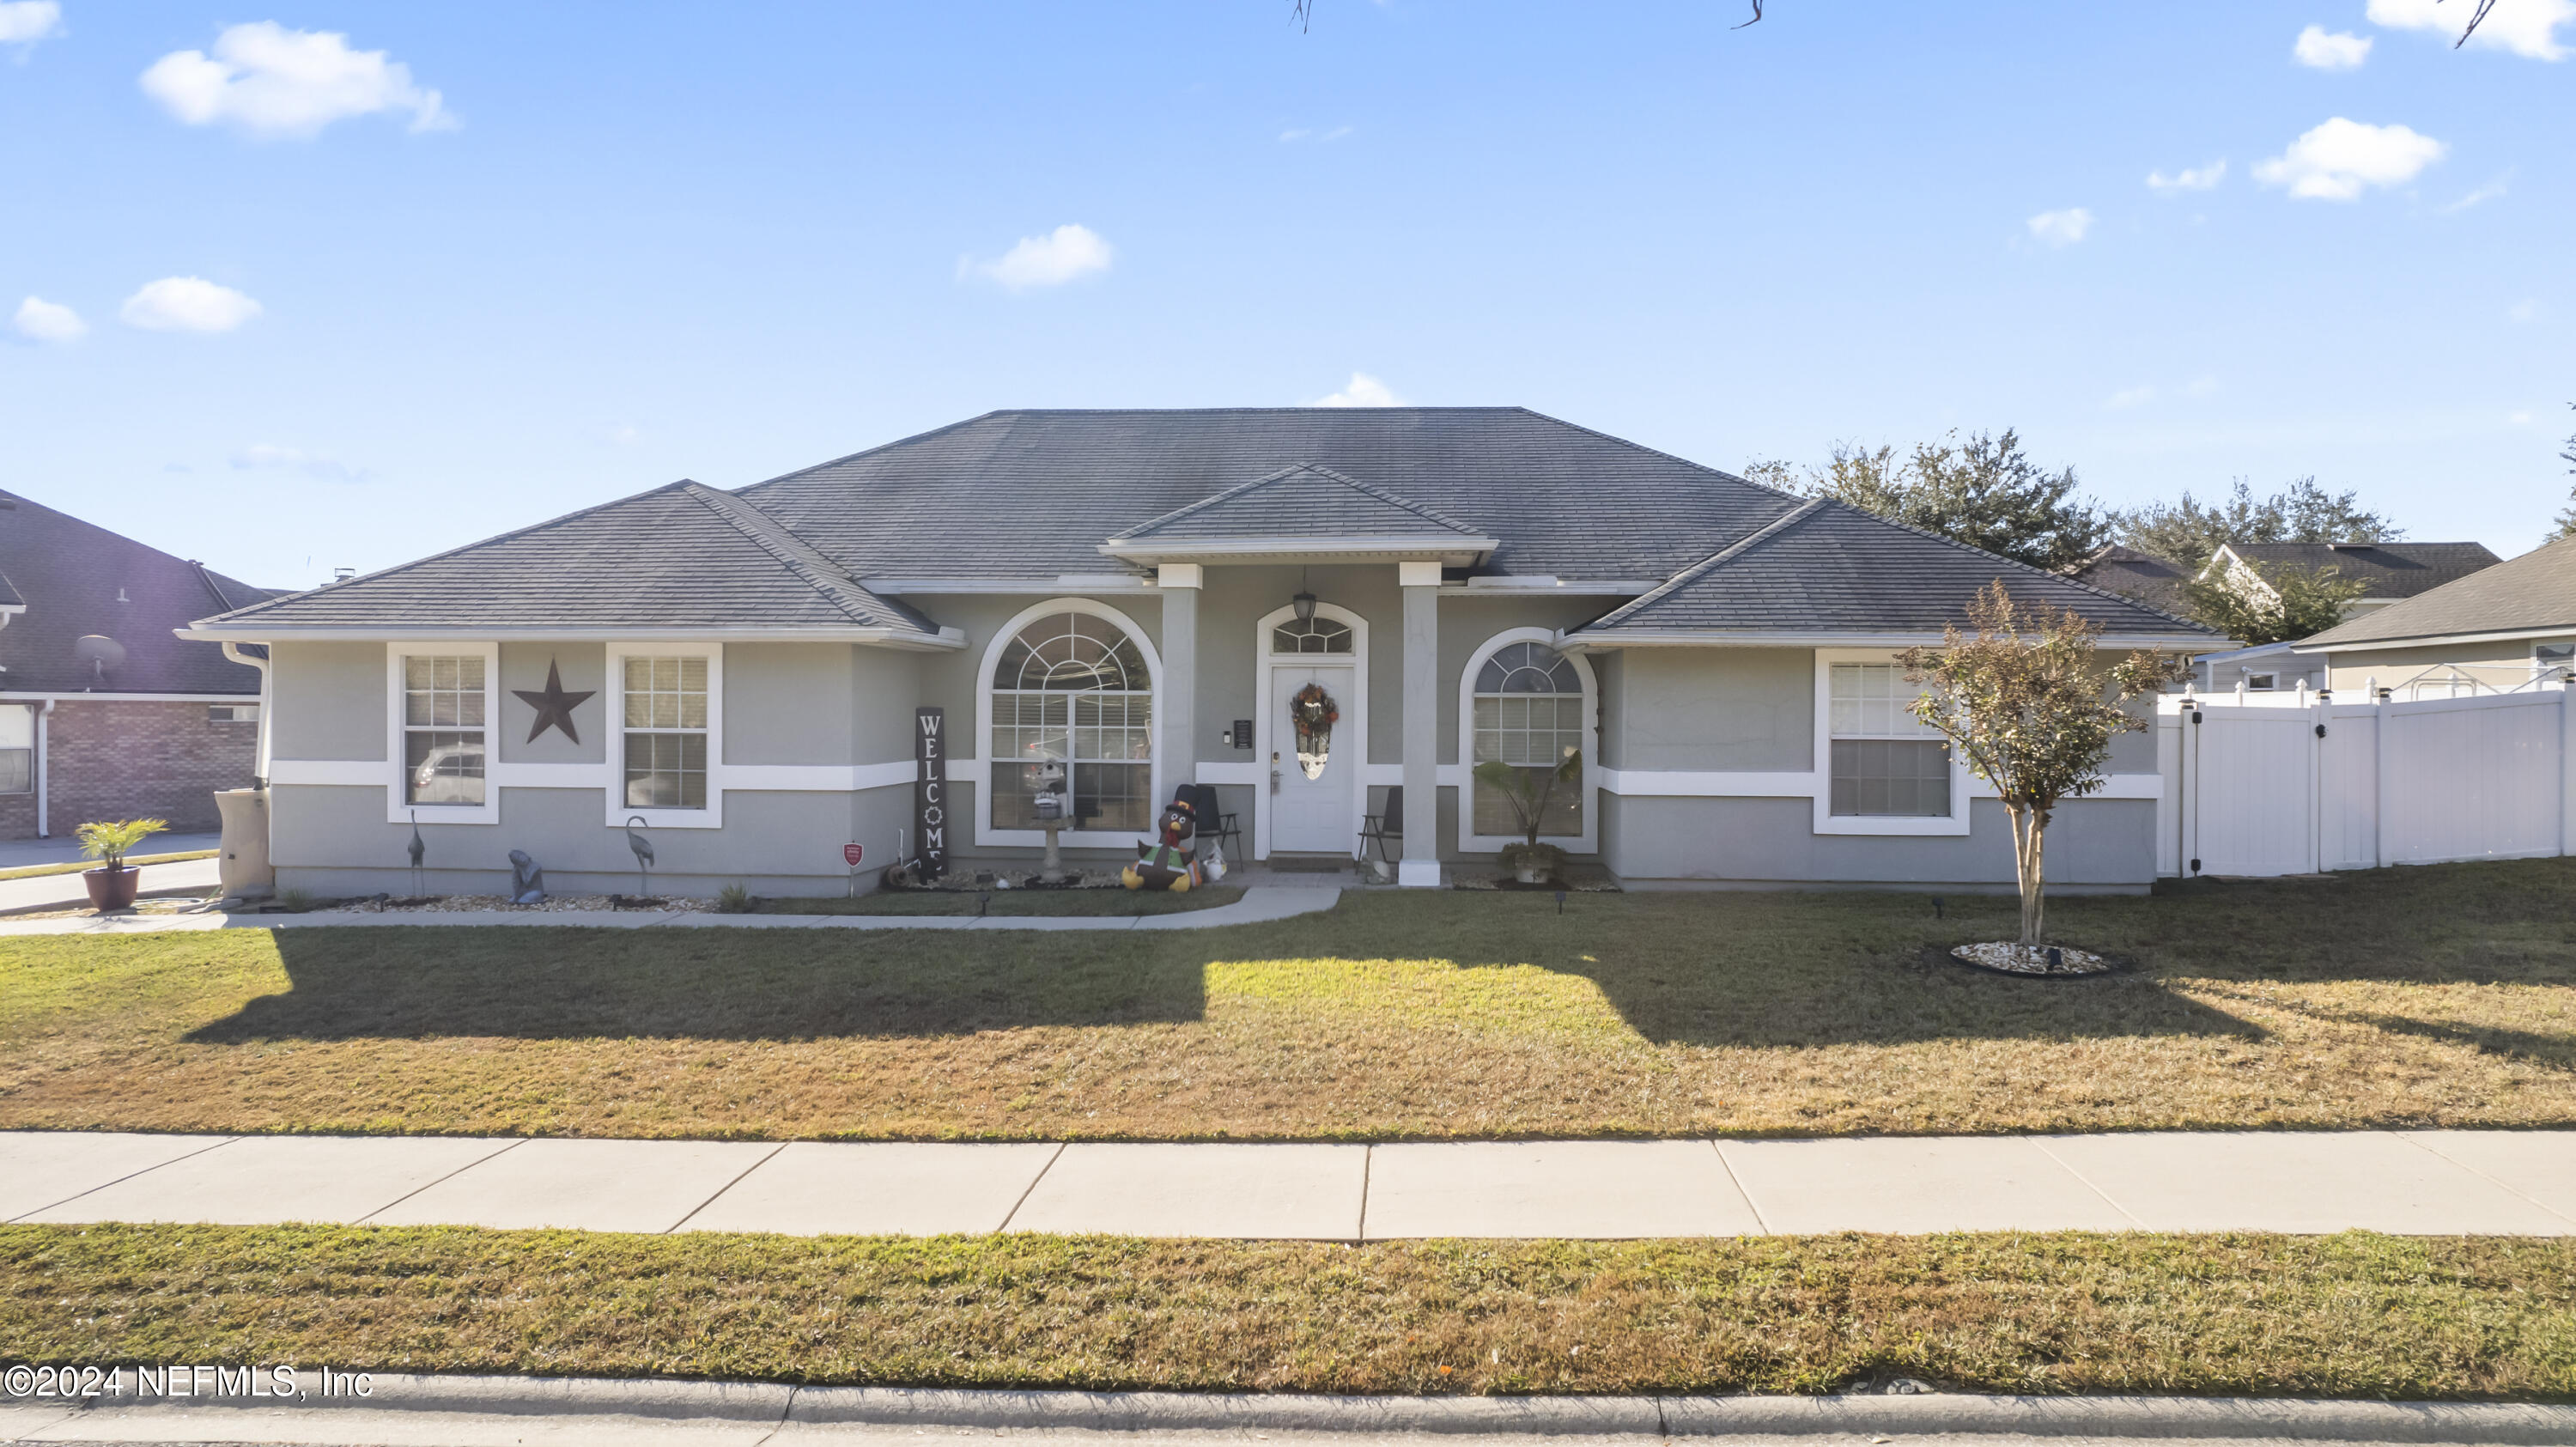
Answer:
top-left (512, 660), bottom-right (596, 745)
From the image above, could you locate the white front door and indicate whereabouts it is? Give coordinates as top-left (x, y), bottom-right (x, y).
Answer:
top-left (1271, 662), bottom-right (1353, 854)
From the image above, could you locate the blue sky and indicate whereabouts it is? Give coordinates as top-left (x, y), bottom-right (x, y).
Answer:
top-left (3, 0), bottom-right (2568, 589)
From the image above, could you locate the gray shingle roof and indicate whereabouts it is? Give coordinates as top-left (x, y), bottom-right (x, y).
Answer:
top-left (2300, 537), bottom-right (2576, 650)
top-left (0, 488), bottom-right (279, 694)
top-left (2223, 541), bottom-right (2500, 599)
top-left (740, 408), bottom-right (1801, 580)
top-left (197, 482), bottom-right (936, 635)
top-left (2067, 544), bottom-right (2192, 617)
top-left (1108, 464), bottom-right (1492, 544)
top-left (1574, 500), bottom-right (2217, 640)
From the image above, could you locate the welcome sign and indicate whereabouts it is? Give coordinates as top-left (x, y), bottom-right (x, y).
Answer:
top-left (914, 706), bottom-right (948, 877)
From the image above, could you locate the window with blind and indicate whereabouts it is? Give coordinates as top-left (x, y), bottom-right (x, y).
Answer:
top-left (623, 656), bottom-right (708, 809)
top-left (402, 655), bottom-right (487, 806)
top-left (1828, 663), bottom-right (1951, 818)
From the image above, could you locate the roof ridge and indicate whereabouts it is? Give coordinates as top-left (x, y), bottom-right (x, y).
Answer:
top-left (681, 484), bottom-right (925, 632)
top-left (1583, 499), bottom-right (1825, 630)
top-left (1106, 461), bottom-right (1486, 542)
top-left (191, 480), bottom-right (706, 628)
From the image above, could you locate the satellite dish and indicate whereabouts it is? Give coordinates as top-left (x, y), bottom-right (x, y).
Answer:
top-left (74, 635), bottom-right (126, 680)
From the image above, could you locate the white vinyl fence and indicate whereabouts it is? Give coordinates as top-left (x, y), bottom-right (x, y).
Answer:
top-left (2158, 684), bottom-right (2576, 878)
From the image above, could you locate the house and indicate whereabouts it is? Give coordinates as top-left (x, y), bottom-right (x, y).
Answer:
top-left (0, 489), bottom-right (280, 840)
top-left (2073, 539), bottom-right (2502, 694)
top-left (2294, 534), bottom-right (2576, 697)
top-left (180, 409), bottom-right (2215, 896)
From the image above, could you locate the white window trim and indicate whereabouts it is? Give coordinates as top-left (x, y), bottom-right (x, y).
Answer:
top-left (973, 597), bottom-right (1164, 849)
top-left (1456, 626), bottom-right (1599, 855)
top-left (606, 641), bottom-right (725, 830)
top-left (1813, 647), bottom-right (1970, 836)
top-left (384, 641), bottom-right (503, 825)
top-left (1253, 600), bottom-right (1370, 860)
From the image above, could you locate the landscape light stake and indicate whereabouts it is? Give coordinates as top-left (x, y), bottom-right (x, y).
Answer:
top-left (977, 891), bottom-right (990, 918)
top-left (1555, 889), bottom-right (1566, 915)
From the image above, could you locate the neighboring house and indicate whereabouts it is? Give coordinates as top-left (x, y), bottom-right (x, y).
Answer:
top-left (0, 489), bottom-right (281, 840)
top-left (182, 409), bottom-right (2215, 896)
top-left (2294, 535), bottom-right (2576, 697)
top-left (2074, 540), bottom-right (2503, 694)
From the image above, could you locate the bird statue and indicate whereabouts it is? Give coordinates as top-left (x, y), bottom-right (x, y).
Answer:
top-left (406, 811), bottom-right (426, 897)
top-left (624, 815), bottom-right (654, 898)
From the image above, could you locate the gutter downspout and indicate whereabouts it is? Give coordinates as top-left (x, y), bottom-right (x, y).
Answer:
top-left (220, 642), bottom-right (273, 785)
top-left (33, 698), bottom-right (52, 837)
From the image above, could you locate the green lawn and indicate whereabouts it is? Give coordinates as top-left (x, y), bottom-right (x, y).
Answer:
top-left (3, 1225), bottom-right (2570, 1399)
top-left (3, 857), bottom-right (2573, 1140)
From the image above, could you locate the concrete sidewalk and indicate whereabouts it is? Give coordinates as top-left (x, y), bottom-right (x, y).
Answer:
top-left (7, 1128), bottom-right (2571, 1238)
top-left (0, 854), bottom-right (222, 915)
top-left (0, 884), bottom-right (1338, 935)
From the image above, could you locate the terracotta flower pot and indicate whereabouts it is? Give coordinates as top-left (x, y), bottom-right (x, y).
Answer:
top-left (83, 866), bottom-right (141, 911)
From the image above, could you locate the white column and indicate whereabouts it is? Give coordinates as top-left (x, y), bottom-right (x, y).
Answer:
top-left (1399, 560), bottom-right (1442, 886)
top-left (1157, 563), bottom-right (1200, 806)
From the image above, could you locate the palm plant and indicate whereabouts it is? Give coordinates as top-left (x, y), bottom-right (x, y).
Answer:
top-left (77, 818), bottom-right (168, 873)
top-left (1473, 748), bottom-right (1582, 877)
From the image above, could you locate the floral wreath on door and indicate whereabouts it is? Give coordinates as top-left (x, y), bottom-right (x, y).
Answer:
top-left (1290, 682), bottom-right (1339, 780)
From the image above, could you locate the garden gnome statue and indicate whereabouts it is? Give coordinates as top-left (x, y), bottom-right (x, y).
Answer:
top-left (1031, 761), bottom-right (1070, 885)
top-left (507, 848), bottom-right (547, 905)
top-left (1121, 795), bottom-right (1202, 892)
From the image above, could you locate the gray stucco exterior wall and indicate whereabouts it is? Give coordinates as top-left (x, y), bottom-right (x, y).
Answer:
top-left (270, 641), bottom-right (385, 761)
top-left (1615, 647), bottom-right (1813, 771)
top-left (1603, 795), bottom-right (2154, 892)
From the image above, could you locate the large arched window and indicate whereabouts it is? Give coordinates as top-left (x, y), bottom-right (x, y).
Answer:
top-left (989, 610), bottom-right (1153, 831)
top-left (1470, 639), bottom-right (1585, 839)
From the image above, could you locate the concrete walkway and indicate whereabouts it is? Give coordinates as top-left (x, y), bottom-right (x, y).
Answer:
top-left (7, 1128), bottom-right (2571, 1237)
top-left (0, 853), bottom-right (222, 915)
top-left (0, 884), bottom-right (1340, 935)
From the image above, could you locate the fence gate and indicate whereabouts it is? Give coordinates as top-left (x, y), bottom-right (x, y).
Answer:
top-left (2160, 687), bottom-right (2576, 879)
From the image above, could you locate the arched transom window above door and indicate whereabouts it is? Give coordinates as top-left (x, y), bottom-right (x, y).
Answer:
top-left (1471, 639), bottom-right (1585, 839)
top-left (989, 610), bottom-right (1153, 833)
top-left (1272, 615), bottom-right (1354, 654)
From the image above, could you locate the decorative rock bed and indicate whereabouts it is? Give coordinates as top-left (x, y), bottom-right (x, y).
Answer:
top-left (1949, 941), bottom-right (2120, 977)
top-left (318, 893), bottom-right (714, 915)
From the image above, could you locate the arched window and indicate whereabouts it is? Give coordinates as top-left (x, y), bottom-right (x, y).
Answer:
top-left (1471, 640), bottom-right (1584, 838)
top-left (990, 611), bottom-right (1153, 831)
top-left (1271, 616), bottom-right (1353, 654)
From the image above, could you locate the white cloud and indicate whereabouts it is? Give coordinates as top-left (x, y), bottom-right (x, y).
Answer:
top-left (232, 443), bottom-right (362, 482)
top-left (2294, 25), bottom-right (2374, 67)
top-left (2508, 298), bottom-right (2541, 323)
top-left (11, 295), bottom-right (85, 342)
top-left (2026, 207), bottom-right (2094, 246)
top-left (140, 22), bottom-right (454, 138)
top-left (958, 223), bottom-right (1113, 291)
top-left (2108, 386), bottom-right (2156, 409)
top-left (2439, 175), bottom-right (2511, 212)
top-left (120, 277), bottom-right (262, 331)
top-left (2147, 161), bottom-right (2227, 193)
top-left (2368, 0), bottom-right (2573, 59)
top-left (1312, 373), bottom-right (1404, 408)
top-left (0, 2), bottom-right (62, 46)
top-left (2253, 117), bottom-right (2445, 200)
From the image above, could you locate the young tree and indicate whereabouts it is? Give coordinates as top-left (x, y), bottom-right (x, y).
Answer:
top-left (1896, 583), bottom-right (2180, 951)
top-left (2179, 560), bottom-right (2366, 645)
top-left (2110, 477), bottom-right (2402, 571)
top-left (2549, 404), bottom-right (2576, 543)
top-left (1783, 430), bottom-right (2105, 570)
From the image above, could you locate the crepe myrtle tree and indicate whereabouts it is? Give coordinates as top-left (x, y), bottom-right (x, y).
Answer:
top-left (1897, 582), bottom-right (2183, 952)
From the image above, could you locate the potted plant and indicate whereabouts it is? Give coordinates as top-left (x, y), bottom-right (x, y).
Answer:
top-left (78, 817), bottom-right (168, 911)
top-left (1473, 749), bottom-right (1582, 885)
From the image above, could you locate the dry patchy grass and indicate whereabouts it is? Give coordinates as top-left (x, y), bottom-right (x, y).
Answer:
top-left (3, 1225), bottom-right (2572, 1399)
top-left (3, 858), bottom-right (2573, 1140)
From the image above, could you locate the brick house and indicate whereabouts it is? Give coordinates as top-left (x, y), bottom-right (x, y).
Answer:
top-left (0, 489), bottom-right (282, 840)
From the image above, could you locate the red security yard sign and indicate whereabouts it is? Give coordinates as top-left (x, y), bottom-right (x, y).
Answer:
top-left (841, 843), bottom-right (865, 866)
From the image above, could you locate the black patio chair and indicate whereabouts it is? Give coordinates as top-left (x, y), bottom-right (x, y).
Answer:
top-left (1358, 785), bottom-right (1402, 866)
top-left (1176, 783), bottom-right (1242, 860)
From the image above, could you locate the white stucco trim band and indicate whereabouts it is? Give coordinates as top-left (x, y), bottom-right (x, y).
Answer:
top-left (1596, 768), bottom-right (2162, 802)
